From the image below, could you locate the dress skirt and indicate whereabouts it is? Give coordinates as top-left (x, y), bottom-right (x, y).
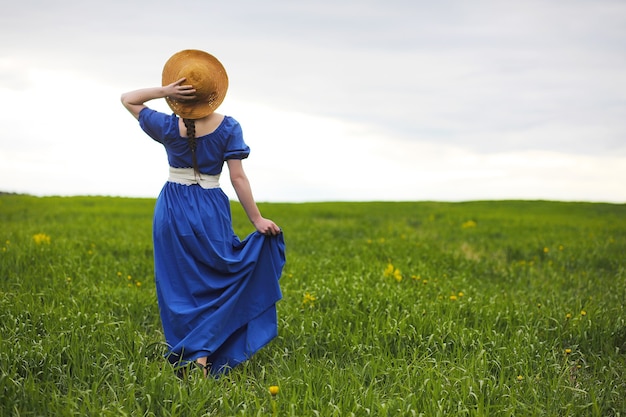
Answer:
top-left (152, 182), bottom-right (286, 375)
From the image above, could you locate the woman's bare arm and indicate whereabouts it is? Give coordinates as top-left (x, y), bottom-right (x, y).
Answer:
top-left (228, 159), bottom-right (281, 236)
top-left (121, 78), bottom-right (195, 119)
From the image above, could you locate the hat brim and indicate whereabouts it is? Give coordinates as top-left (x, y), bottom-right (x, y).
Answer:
top-left (162, 50), bottom-right (228, 119)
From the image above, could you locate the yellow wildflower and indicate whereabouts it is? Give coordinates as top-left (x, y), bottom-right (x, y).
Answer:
top-left (565, 313), bottom-right (572, 320)
top-left (393, 269), bottom-right (402, 282)
top-left (135, 281), bottom-right (142, 287)
top-left (580, 310), bottom-right (587, 316)
top-left (565, 348), bottom-right (572, 355)
top-left (269, 386), bottom-right (279, 396)
top-left (543, 247), bottom-right (549, 253)
top-left (516, 375), bottom-right (524, 381)
top-left (32, 233), bottom-right (51, 245)
top-left (302, 292), bottom-right (317, 308)
top-left (462, 220), bottom-right (477, 229)
top-left (449, 295), bottom-right (458, 301)
top-left (383, 263), bottom-right (402, 282)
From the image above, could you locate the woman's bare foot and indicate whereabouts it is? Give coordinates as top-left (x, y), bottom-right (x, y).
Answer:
top-left (196, 357), bottom-right (210, 377)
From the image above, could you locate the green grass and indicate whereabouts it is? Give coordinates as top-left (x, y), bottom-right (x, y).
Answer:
top-left (1, 195), bottom-right (625, 416)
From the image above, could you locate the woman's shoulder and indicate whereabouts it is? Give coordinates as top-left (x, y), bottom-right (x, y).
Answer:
top-left (139, 108), bottom-right (180, 139)
top-left (221, 114), bottom-right (239, 127)
top-left (220, 115), bottom-right (242, 134)
top-left (140, 108), bottom-right (178, 124)
top-left (201, 114), bottom-right (241, 138)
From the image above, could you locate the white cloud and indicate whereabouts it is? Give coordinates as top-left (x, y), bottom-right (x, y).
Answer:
top-left (221, 102), bottom-right (626, 203)
top-left (1, 0), bottom-right (625, 202)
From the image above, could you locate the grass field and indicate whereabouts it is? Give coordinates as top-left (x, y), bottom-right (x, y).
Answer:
top-left (1, 194), bottom-right (625, 416)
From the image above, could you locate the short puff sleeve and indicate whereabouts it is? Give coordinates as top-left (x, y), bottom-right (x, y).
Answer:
top-left (223, 120), bottom-right (250, 160)
top-left (138, 108), bottom-right (178, 143)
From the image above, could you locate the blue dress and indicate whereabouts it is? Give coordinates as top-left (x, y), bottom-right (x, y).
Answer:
top-left (139, 108), bottom-right (286, 375)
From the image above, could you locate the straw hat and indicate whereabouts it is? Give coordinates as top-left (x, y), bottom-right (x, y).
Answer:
top-left (162, 49), bottom-right (228, 119)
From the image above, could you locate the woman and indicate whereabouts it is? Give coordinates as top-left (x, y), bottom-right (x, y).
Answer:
top-left (121, 49), bottom-right (285, 377)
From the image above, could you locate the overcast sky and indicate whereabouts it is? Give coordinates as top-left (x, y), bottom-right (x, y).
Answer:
top-left (1, 0), bottom-right (625, 202)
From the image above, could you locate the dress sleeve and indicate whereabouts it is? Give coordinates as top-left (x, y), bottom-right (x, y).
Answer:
top-left (138, 108), bottom-right (178, 143)
top-left (224, 119), bottom-right (251, 160)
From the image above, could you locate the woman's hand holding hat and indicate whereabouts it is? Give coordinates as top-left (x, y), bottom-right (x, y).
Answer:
top-left (164, 78), bottom-right (197, 102)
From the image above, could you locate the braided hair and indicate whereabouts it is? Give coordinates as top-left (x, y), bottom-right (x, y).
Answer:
top-left (183, 118), bottom-right (200, 176)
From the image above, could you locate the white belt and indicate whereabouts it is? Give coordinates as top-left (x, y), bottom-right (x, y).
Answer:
top-left (168, 167), bottom-right (220, 189)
